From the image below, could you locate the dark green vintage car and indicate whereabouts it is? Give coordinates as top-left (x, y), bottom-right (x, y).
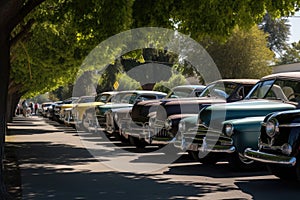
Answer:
top-left (176, 72), bottom-right (300, 170)
top-left (244, 109), bottom-right (300, 180)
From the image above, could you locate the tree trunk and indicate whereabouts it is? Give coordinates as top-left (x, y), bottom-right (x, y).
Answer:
top-left (6, 92), bottom-right (22, 123)
top-left (7, 81), bottom-right (25, 123)
top-left (0, 28), bottom-right (12, 199)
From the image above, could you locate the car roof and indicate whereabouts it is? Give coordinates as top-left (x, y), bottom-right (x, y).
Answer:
top-left (172, 85), bottom-right (206, 89)
top-left (99, 91), bottom-right (119, 95)
top-left (209, 79), bottom-right (259, 85)
top-left (116, 90), bottom-right (167, 95)
top-left (261, 72), bottom-right (300, 80)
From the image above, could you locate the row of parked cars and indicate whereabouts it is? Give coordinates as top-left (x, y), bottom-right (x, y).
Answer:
top-left (42, 71), bottom-right (300, 181)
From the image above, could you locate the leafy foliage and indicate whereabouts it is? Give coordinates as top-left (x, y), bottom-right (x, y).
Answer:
top-left (204, 26), bottom-right (274, 79)
top-left (277, 41), bottom-right (300, 64)
top-left (153, 72), bottom-right (187, 93)
top-left (260, 13), bottom-right (291, 54)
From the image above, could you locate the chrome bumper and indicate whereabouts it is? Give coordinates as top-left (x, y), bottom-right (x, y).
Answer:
top-left (244, 148), bottom-right (296, 166)
top-left (175, 136), bottom-right (235, 153)
top-left (119, 120), bottom-right (151, 139)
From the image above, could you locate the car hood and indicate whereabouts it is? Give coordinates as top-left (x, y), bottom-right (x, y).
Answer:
top-left (76, 102), bottom-right (104, 108)
top-left (200, 99), bottom-right (296, 127)
top-left (98, 103), bottom-right (133, 110)
top-left (163, 97), bottom-right (225, 106)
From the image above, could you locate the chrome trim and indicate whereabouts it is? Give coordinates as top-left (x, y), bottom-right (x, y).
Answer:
top-left (199, 145), bottom-right (236, 153)
top-left (244, 148), bottom-right (296, 166)
top-left (262, 122), bottom-right (300, 128)
top-left (279, 123), bottom-right (300, 128)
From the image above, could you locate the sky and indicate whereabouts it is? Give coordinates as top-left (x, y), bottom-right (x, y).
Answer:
top-left (288, 12), bottom-right (300, 43)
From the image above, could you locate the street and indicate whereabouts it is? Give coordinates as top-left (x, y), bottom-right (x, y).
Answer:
top-left (6, 116), bottom-right (300, 200)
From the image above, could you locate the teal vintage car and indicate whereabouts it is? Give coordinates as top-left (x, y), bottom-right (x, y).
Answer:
top-left (176, 72), bottom-right (300, 170)
top-left (95, 90), bottom-right (167, 134)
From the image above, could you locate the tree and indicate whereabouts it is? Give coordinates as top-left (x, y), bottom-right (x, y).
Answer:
top-left (260, 13), bottom-right (291, 55)
top-left (277, 41), bottom-right (300, 64)
top-left (204, 26), bottom-right (274, 79)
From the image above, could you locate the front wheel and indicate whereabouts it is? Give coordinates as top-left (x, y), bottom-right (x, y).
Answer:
top-left (229, 152), bottom-right (262, 171)
top-left (129, 136), bottom-right (147, 149)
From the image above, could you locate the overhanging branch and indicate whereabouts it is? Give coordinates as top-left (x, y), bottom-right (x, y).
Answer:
top-left (8, 0), bottom-right (45, 32)
top-left (10, 18), bottom-right (35, 48)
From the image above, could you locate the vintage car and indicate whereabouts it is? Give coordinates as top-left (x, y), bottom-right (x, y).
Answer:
top-left (118, 80), bottom-right (257, 148)
top-left (65, 91), bottom-right (118, 129)
top-left (54, 97), bottom-right (79, 123)
top-left (112, 85), bottom-right (204, 146)
top-left (63, 96), bottom-right (102, 129)
top-left (41, 102), bottom-right (54, 117)
top-left (244, 109), bottom-right (300, 180)
top-left (177, 72), bottom-right (300, 170)
top-left (47, 101), bottom-right (63, 120)
top-left (94, 90), bottom-right (167, 134)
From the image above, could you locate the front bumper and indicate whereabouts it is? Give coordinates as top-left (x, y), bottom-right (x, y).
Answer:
top-left (119, 119), bottom-right (151, 139)
top-left (176, 126), bottom-right (235, 153)
top-left (244, 148), bottom-right (296, 166)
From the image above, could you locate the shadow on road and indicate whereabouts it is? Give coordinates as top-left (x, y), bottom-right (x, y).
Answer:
top-left (8, 116), bottom-right (300, 199)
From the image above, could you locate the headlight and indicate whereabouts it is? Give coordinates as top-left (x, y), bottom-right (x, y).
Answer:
top-left (266, 118), bottom-right (279, 138)
top-left (164, 118), bottom-right (172, 130)
top-left (223, 123), bottom-right (234, 137)
top-left (178, 121), bottom-right (186, 133)
top-left (149, 117), bottom-right (155, 128)
top-left (281, 143), bottom-right (292, 155)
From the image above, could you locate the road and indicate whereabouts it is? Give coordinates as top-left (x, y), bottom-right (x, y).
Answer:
top-left (6, 116), bottom-right (300, 200)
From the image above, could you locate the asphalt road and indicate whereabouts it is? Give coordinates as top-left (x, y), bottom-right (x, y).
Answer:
top-left (6, 116), bottom-right (300, 200)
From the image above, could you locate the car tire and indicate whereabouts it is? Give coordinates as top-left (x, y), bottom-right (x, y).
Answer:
top-left (113, 132), bottom-right (129, 144)
top-left (81, 114), bottom-right (90, 132)
top-left (229, 152), bottom-right (262, 171)
top-left (129, 136), bottom-right (147, 149)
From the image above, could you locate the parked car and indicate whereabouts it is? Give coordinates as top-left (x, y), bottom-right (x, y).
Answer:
top-left (41, 102), bottom-right (54, 117)
top-left (177, 72), bottom-right (300, 170)
top-left (54, 97), bottom-right (79, 123)
top-left (118, 80), bottom-right (257, 148)
top-left (244, 109), bottom-right (300, 180)
top-left (47, 101), bottom-right (63, 120)
top-left (63, 96), bottom-right (103, 129)
top-left (95, 90), bottom-right (167, 135)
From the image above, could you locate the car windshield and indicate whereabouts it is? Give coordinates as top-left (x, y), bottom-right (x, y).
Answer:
top-left (111, 92), bottom-right (135, 103)
top-left (96, 94), bottom-right (113, 103)
top-left (246, 78), bottom-right (300, 103)
top-left (78, 96), bottom-right (95, 103)
top-left (166, 87), bottom-right (196, 98)
top-left (200, 82), bottom-right (238, 99)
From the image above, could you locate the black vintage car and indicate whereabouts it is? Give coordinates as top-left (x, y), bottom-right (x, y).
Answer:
top-left (118, 80), bottom-right (258, 148)
top-left (244, 108), bottom-right (300, 180)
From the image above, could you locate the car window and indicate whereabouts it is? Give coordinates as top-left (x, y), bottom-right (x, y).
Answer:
top-left (96, 94), bottom-right (112, 103)
top-left (136, 95), bottom-right (157, 102)
top-left (78, 96), bottom-right (94, 103)
top-left (200, 82), bottom-right (237, 99)
top-left (166, 88), bottom-right (194, 98)
top-left (247, 79), bottom-right (300, 102)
